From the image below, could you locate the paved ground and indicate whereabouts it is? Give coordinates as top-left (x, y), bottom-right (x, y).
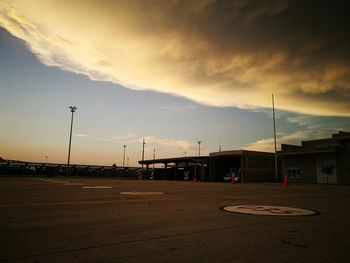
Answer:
top-left (0, 177), bottom-right (349, 262)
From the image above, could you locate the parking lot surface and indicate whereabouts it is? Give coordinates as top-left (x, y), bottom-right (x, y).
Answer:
top-left (1, 177), bottom-right (349, 262)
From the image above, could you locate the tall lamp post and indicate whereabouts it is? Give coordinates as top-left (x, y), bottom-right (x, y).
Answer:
top-left (153, 147), bottom-right (155, 169)
top-left (123, 144), bottom-right (127, 167)
top-left (67, 106), bottom-right (77, 176)
top-left (272, 94), bottom-right (278, 182)
top-left (141, 137), bottom-right (145, 171)
top-left (198, 141), bottom-right (201, 157)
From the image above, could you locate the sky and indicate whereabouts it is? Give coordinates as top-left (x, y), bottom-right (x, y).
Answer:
top-left (1, 0), bottom-right (350, 166)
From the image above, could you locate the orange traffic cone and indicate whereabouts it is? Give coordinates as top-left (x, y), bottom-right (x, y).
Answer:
top-left (283, 174), bottom-right (289, 187)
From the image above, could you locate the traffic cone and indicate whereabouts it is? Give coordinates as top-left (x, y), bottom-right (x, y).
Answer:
top-left (193, 176), bottom-right (197, 183)
top-left (284, 174), bottom-right (289, 187)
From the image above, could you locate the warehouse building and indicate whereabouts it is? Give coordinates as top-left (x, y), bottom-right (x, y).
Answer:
top-left (209, 150), bottom-right (278, 183)
top-left (139, 150), bottom-right (278, 183)
top-left (279, 131), bottom-right (350, 184)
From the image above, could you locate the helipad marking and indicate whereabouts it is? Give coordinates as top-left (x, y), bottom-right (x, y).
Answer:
top-left (120, 191), bottom-right (164, 195)
top-left (82, 186), bottom-right (112, 189)
top-left (222, 205), bottom-right (317, 216)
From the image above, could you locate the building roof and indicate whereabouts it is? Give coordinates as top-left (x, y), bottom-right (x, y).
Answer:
top-left (138, 156), bottom-right (209, 165)
top-left (279, 131), bottom-right (349, 156)
top-left (209, 149), bottom-right (274, 157)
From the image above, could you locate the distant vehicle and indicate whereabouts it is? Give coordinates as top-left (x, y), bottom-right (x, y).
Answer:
top-left (223, 174), bottom-right (231, 182)
top-left (150, 169), bottom-right (155, 180)
top-left (184, 170), bottom-right (190, 181)
top-left (223, 168), bottom-right (240, 183)
top-left (145, 168), bottom-right (163, 180)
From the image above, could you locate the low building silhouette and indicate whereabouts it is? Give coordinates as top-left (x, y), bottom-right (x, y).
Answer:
top-left (209, 150), bottom-right (278, 183)
top-left (279, 131), bottom-right (350, 184)
top-left (139, 150), bottom-right (278, 183)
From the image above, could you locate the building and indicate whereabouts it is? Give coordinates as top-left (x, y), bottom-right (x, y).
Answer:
top-left (139, 150), bottom-right (278, 183)
top-left (279, 131), bottom-right (350, 184)
top-left (209, 150), bottom-right (278, 183)
top-left (138, 156), bottom-right (209, 181)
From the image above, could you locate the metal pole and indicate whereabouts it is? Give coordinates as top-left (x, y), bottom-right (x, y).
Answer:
top-left (127, 157), bottom-right (129, 167)
top-left (123, 145), bottom-right (126, 167)
top-left (198, 141), bottom-right (201, 156)
top-left (153, 147), bottom-right (155, 169)
top-left (45, 156), bottom-right (48, 164)
top-left (67, 106), bottom-right (77, 176)
top-left (141, 137), bottom-right (145, 171)
top-left (272, 94), bottom-right (278, 182)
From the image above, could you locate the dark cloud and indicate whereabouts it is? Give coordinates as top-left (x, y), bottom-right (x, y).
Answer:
top-left (1, 0), bottom-right (350, 115)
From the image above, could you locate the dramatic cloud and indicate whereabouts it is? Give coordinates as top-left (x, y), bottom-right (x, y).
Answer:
top-left (1, 0), bottom-right (350, 115)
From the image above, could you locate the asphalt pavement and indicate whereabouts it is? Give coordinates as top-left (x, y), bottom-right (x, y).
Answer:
top-left (1, 177), bottom-right (349, 262)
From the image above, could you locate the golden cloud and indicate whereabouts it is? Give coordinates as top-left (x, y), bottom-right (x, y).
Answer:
top-left (1, 0), bottom-right (349, 116)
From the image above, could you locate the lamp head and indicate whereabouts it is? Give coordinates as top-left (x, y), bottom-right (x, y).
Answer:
top-left (69, 106), bottom-right (77, 112)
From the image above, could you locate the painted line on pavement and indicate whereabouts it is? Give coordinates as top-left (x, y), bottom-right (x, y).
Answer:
top-left (120, 191), bottom-right (164, 195)
top-left (82, 186), bottom-right (113, 189)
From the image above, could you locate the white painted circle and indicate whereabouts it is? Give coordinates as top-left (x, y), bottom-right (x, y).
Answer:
top-left (120, 191), bottom-right (164, 195)
top-left (82, 186), bottom-right (112, 189)
top-left (223, 205), bottom-right (316, 216)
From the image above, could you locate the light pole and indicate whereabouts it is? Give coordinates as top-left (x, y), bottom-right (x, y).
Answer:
top-left (45, 156), bottom-right (48, 164)
top-left (127, 157), bottom-right (129, 167)
top-left (123, 144), bottom-right (127, 167)
top-left (197, 141), bottom-right (201, 156)
top-left (141, 137), bottom-right (145, 171)
top-left (272, 94), bottom-right (278, 182)
top-left (67, 106), bottom-right (77, 176)
top-left (153, 147), bottom-right (155, 169)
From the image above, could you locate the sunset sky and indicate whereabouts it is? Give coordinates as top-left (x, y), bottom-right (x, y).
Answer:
top-left (1, 0), bottom-right (350, 166)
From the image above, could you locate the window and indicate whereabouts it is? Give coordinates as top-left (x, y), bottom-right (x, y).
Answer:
top-left (287, 167), bottom-right (301, 178)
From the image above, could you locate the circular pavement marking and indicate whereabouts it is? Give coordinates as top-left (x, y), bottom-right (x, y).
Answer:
top-left (222, 205), bottom-right (317, 216)
top-left (120, 191), bottom-right (164, 195)
top-left (82, 186), bottom-right (113, 189)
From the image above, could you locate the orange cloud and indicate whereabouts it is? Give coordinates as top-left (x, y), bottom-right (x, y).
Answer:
top-left (1, 0), bottom-right (349, 116)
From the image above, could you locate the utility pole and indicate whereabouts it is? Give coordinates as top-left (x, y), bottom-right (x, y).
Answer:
top-left (198, 141), bottom-right (201, 156)
top-left (272, 94), bottom-right (278, 182)
top-left (123, 144), bottom-right (127, 167)
top-left (67, 106), bottom-right (77, 176)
